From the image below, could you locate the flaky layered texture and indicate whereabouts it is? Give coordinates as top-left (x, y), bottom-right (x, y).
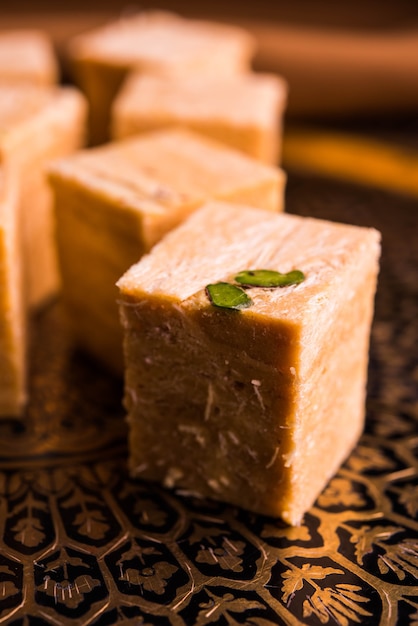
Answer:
top-left (67, 11), bottom-right (255, 144)
top-left (112, 72), bottom-right (287, 164)
top-left (49, 129), bottom-right (284, 372)
top-left (0, 83), bottom-right (87, 307)
top-left (118, 202), bottom-right (381, 525)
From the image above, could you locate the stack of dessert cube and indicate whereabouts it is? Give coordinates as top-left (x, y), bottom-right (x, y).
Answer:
top-left (0, 12), bottom-right (380, 525)
top-left (0, 29), bottom-right (87, 415)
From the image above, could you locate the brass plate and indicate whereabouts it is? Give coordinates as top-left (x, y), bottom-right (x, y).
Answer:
top-left (0, 173), bottom-right (417, 625)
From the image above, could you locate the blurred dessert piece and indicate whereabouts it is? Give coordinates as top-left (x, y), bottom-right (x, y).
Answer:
top-left (117, 202), bottom-right (381, 525)
top-left (112, 72), bottom-right (287, 164)
top-left (0, 30), bottom-right (58, 86)
top-left (252, 23), bottom-right (418, 118)
top-left (0, 169), bottom-right (26, 417)
top-left (67, 11), bottom-right (256, 145)
top-left (0, 83), bottom-right (87, 307)
top-left (49, 128), bottom-right (284, 372)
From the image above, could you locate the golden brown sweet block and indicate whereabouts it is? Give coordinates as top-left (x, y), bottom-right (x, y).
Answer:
top-left (0, 30), bottom-right (58, 86)
top-left (67, 11), bottom-right (255, 144)
top-left (0, 84), bottom-right (87, 307)
top-left (117, 202), bottom-right (381, 524)
top-left (49, 128), bottom-right (284, 372)
top-left (0, 170), bottom-right (26, 417)
top-left (112, 72), bottom-right (287, 164)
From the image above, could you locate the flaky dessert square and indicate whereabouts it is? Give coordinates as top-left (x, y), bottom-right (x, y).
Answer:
top-left (112, 72), bottom-right (287, 164)
top-left (0, 29), bottom-right (58, 86)
top-left (0, 83), bottom-right (86, 307)
top-left (67, 11), bottom-right (255, 144)
top-left (49, 128), bottom-right (284, 372)
top-left (117, 202), bottom-right (381, 525)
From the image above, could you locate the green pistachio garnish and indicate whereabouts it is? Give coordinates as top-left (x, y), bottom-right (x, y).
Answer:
top-left (206, 282), bottom-right (252, 310)
top-left (235, 269), bottom-right (305, 288)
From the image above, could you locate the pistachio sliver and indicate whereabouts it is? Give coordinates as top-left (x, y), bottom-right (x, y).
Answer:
top-left (235, 269), bottom-right (305, 288)
top-left (206, 282), bottom-right (252, 310)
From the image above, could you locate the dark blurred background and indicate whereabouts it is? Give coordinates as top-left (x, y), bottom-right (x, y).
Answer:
top-left (2, 0), bottom-right (418, 190)
top-left (3, 0), bottom-right (418, 28)
top-left (3, 0), bottom-right (418, 122)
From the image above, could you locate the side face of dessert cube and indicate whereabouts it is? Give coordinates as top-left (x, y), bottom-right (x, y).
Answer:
top-left (67, 11), bottom-right (255, 144)
top-left (0, 84), bottom-right (87, 307)
top-left (49, 128), bottom-right (284, 372)
top-left (117, 202), bottom-right (381, 525)
top-left (112, 72), bottom-right (288, 164)
top-left (0, 30), bottom-right (58, 86)
top-left (0, 170), bottom-right (26, 417)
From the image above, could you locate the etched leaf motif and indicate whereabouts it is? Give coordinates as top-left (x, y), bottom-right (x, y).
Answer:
top-left (11, 517), bottom-right (45, 547)
top-left (10, 491), bottom-right (48, 547)
top-left (281, 564), bottom-right (343, 603)
top-left (410, 606), bottom-right (418, 626)
top-left (90, 462), bottom-right (119, 488)
top-left (373, 412), bottom-right (411, 438)
top-left (73, 509), bottom-right (109, 539)
top-left (117, 481), bottom-right (140, 501)
top-left (317, 477), bottom-right (367, 508)
top-left (196, 537), bottom-right (246, 572)
top-left (134, 499), bottom-right (167, 527)
top-left (0, 472), bottom-right (24, 497)
top-left (187, 523), bottom-right (225, 545)
top-left (347, 445), bottom-right (395, 473)
top-left (398, 484), bottom-right (418, 518)
top-left (45, 548), bottom-right (88, 573)
top-left (39, 574), bottom-right (100, 608)
top-left (34, 468), bottom-right (72, 495)
top-left (377, 538), bottom-right (418, 580)
top-left (303, 584), bottom-right (372, 626)
top-left (281, 568), bottom-right (305, 603)
top-left (0, 580), bottom-right (19, 600)
top-left (120, 562), bottom-right (177, 594)
top-left (349, 525), bottom-right (403, 565)
top-left (117, 542), bottom-right (160, 567)
top-left (13, 491), bottom-right (48, 516)
top-left (196, 589), bottom-right (264, 626)
top-left (61, 486), bottom-right (110, 539)
top-left (348, 525), bottom-right (418, 580)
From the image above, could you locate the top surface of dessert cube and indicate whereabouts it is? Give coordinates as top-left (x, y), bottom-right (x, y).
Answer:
top-left (118, 201), bottom-right (381, 319)
top-left (0, 84), bottom-right (85, 150)
top-left (0, 30), bottom-right (58, 85)
top-left (115, 72), bottom-right (287, 127)
top-left (0, 83), bottom-right (55, 131)
top-left (68, 11), bottom-right (255, 72)
top-left (49, 128), bottom-right (283, 214)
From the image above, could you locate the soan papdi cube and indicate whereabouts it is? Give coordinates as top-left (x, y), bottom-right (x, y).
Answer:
top-left (0, 30), bottom-right (58, 86)
top-left (49, 128), bottom-right (284, 373)
top-left (67, 11), bottom-right (255, 144)
top-left (112, 72), bottom-right (287, 164)
top-left (0, 83), bottom-right (86, 307)
top-left (117, 202), bottom-right (381, 525)
top-left (0, 169), bottom-right (26, 416)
